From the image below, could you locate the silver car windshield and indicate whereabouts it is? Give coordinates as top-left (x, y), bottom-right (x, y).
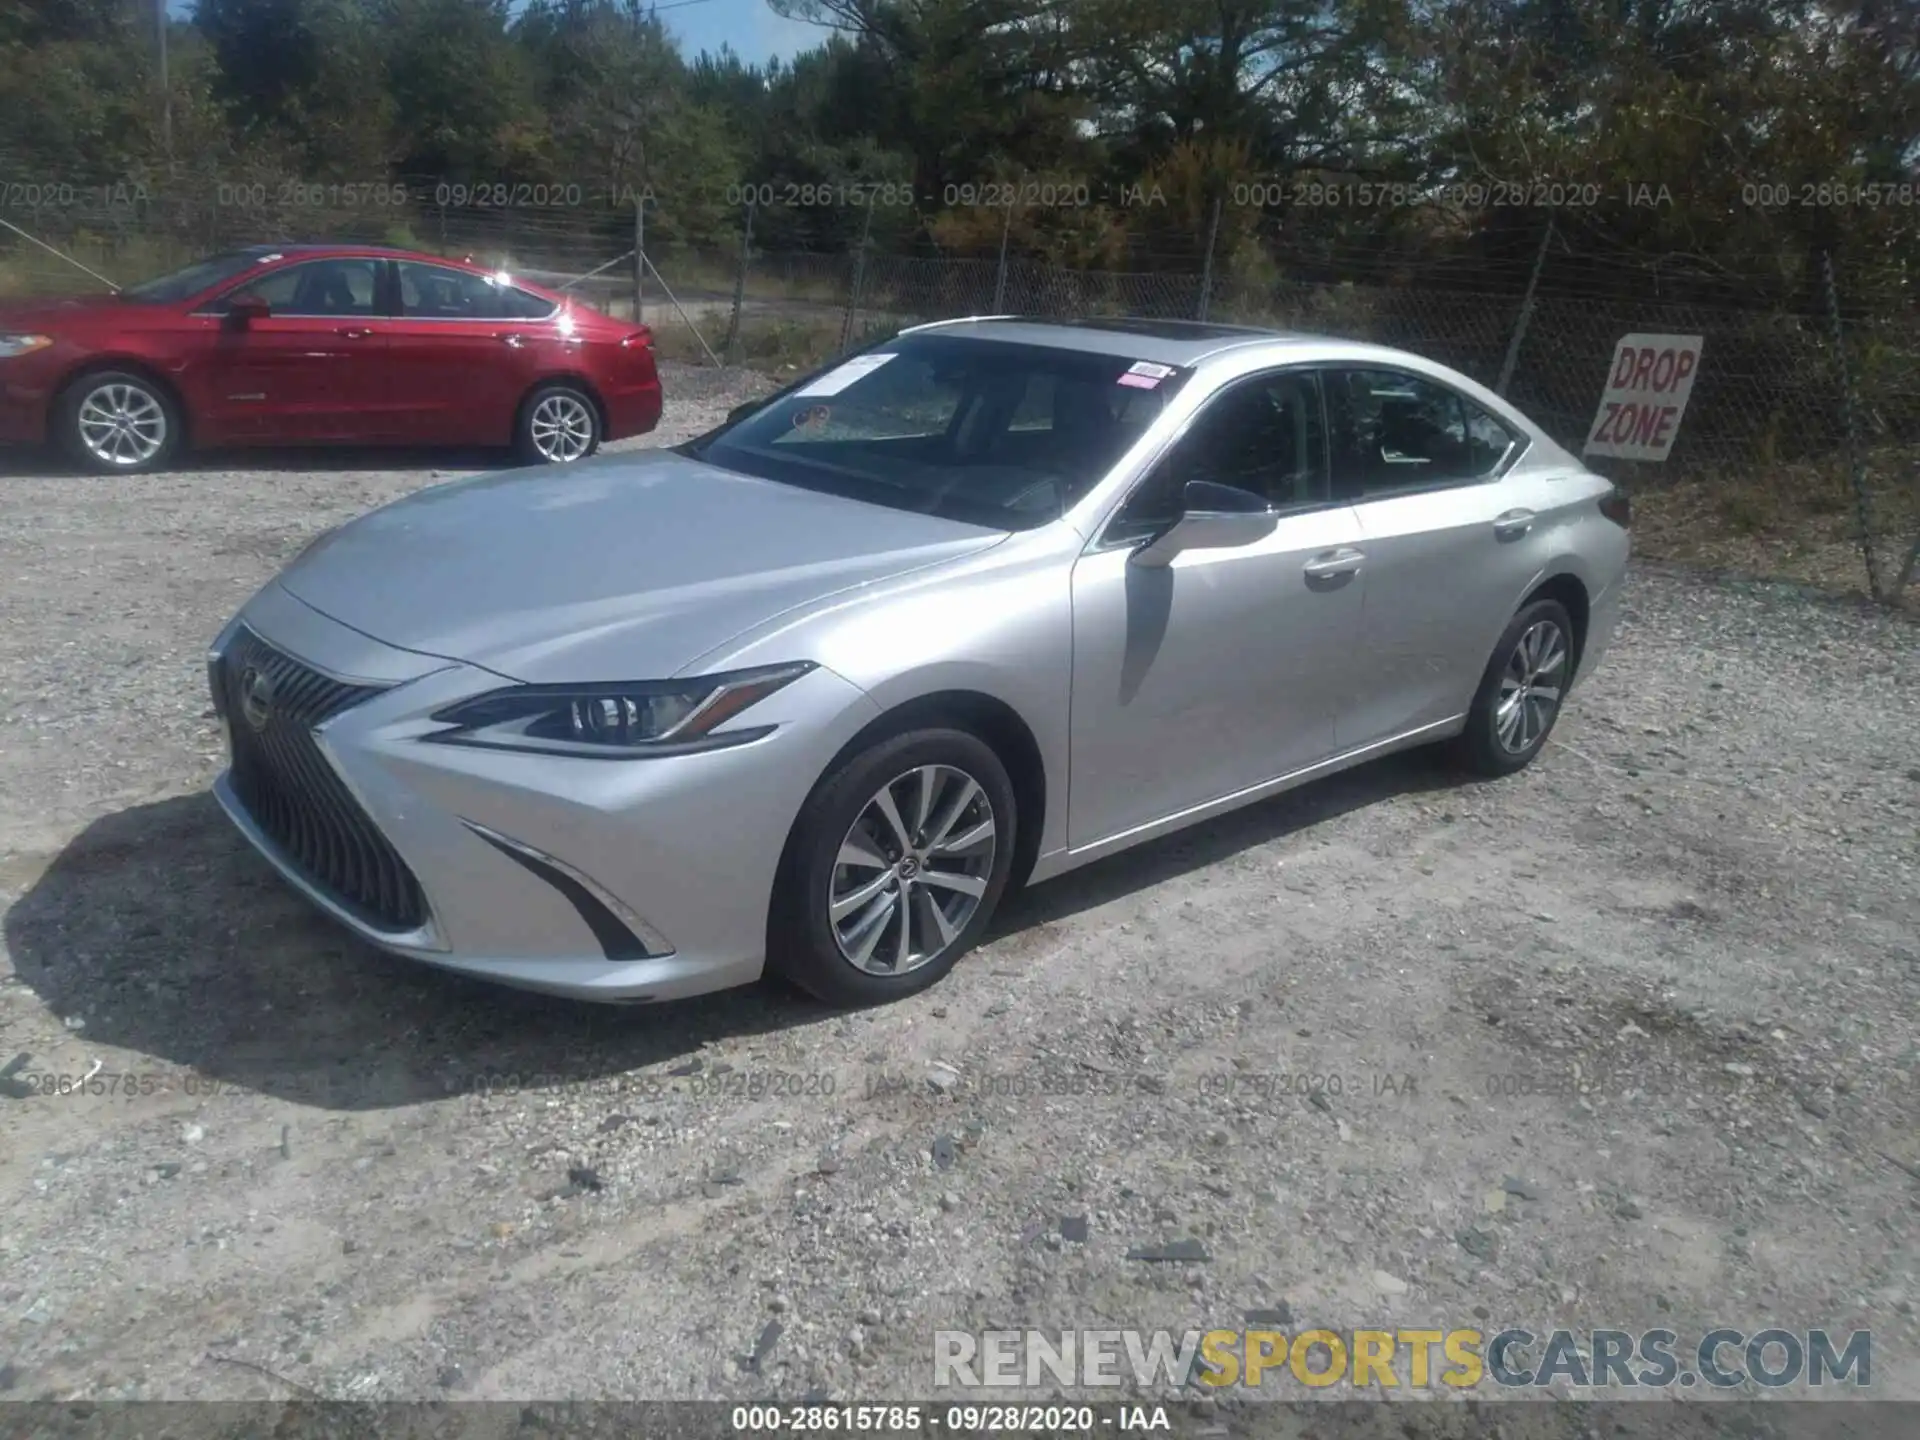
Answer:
top-left (688, 335), bottom-right (1190, 530)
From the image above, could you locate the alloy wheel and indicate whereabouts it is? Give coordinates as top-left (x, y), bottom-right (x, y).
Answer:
top-left (1494, 618), bottom-right (1568, 754)
top-left (828, 764), bottom-right (997, 976)
top-left (76, 383), bottom-right (167, 468)
top-left (527, 393), bottom-right (595, 462)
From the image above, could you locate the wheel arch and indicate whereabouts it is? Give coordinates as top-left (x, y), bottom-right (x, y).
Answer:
top-left (793, 688), bottom-right (1049, 891)
top-left (1519, 569), bottom-right (1591, 680)
top-left (519, 372), bottom-right (609, 434)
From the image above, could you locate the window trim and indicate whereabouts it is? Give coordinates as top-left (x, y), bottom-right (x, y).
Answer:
top-left (393, 260), bottom-right (560, 323)
top-left (1322, 364), bottom-right (1530, 504)
top-left (1091, 363), bottom-right (1343, 553)
top-left (190, 255), bottom-right (390, 320)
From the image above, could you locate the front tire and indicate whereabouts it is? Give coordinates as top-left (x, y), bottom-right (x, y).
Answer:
top-left (771, 728), bottom-right (1017, 1007)
top-left (1452, 597), bottom-right (1575, 776)
top-left (514, 382), bottom-right (601, 465)
top-left (57, 370), bottom-right (181, 474)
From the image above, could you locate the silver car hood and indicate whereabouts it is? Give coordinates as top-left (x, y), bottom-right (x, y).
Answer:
top-left (275, 449), bottom-right (1006, 682)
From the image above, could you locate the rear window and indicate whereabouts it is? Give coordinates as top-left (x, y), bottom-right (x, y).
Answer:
top-left (686, 335), bottom-right (1189, 530)
top-left (396, 261), bottom-right (556, 320)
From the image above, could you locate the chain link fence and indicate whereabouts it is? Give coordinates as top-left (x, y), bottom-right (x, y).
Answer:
top-left (2, 177), bottom-right (1915, 601)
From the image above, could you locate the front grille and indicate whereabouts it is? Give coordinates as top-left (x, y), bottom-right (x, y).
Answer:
top-left (213, 628), bottom-right (429, 933)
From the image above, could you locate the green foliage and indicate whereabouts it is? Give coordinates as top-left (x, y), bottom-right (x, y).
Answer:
top-left (0, 0), bottom-right (1910, 308)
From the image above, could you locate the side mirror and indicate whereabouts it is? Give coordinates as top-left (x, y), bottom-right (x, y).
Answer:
top-left (1130, 480), bottom-right (1278, 568)
top-left (226, 296), bottom-right (270, 326)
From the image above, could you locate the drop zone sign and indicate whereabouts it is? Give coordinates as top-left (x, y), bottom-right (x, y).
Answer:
top-left (1583, 333), bottom-right (1703, 462)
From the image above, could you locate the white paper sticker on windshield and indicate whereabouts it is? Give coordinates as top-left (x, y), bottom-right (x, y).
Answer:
top-left (1126, 360), bottom-right (1176, 379)
top-left (796, 353), bottom-right (897, 397)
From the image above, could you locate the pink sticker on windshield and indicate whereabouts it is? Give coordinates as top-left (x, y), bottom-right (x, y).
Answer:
top-left (1117, 372), bottom-right (1160, 389)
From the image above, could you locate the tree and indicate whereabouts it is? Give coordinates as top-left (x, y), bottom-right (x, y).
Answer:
top-left (192, 0), bottom-right (394, 177)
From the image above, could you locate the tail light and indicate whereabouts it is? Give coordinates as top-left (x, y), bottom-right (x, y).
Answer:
top-left (1598, 488), bottom-right (1631, 528)
top-left (621, 328), bottom-right (654, 350)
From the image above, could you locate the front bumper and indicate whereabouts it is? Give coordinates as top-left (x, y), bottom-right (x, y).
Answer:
top-left (0, 354), bottom-right (59, 445)
top-left (209, 582), bottom-right (879, 1002)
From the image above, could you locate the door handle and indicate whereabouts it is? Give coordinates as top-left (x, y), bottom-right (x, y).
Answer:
top-left (498, 333), bottom-right (527, 348)
top-left (1493, 508), bottom-right (1536, 540)
top-left (1303, 547), bottom-right (1365, 580)
top-left (337, 327), bottom-right (374, 339)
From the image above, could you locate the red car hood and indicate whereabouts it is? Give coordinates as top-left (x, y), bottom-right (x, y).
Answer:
top-left (0, 294), bottom-right (125, 328)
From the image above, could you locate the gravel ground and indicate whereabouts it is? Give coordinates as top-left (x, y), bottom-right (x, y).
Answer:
top-left (1, 360), bottom-right (1917, 1424)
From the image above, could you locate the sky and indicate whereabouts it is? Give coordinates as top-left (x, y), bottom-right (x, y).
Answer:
top-left (166, 1), bottom-right (832, 66)
top-left (655, 0), bottom-right (828, 64)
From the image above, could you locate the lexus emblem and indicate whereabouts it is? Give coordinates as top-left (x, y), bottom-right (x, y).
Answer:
top-left (239, 666), bottom-right (275, 732)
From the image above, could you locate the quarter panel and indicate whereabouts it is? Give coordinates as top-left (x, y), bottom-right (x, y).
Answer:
top-left (1340, 461), bottom-right (1606, 748)
top-left (689, 528), bottom-right (1080, 865)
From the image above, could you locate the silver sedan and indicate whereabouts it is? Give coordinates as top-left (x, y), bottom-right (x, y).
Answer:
top-left (209, 317), bottom-right (1630, 1005)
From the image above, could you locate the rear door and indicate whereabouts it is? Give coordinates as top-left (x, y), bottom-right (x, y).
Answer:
top-left (1325, 367), bottom-right (1553, 748)
top-left (380, 261), bottom-right (555, 445)
top-left (192, 257), bottom-right (390, 442)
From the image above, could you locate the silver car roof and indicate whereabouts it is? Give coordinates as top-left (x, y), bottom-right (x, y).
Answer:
top-left (898, 316), bottom-right (1470, 374)
top-left (896, 316), bottom-right (1575, 466)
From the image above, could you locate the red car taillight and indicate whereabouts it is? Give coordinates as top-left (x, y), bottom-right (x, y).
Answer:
top-left (1598, 488), bottom-right (1631, 528)
top-left (621, 328), bottom-right (654, 350)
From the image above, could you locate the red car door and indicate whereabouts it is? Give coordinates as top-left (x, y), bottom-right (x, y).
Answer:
top-left (192, 256), bottom-right (391, 443)
top-left (380, 260), bottom-right (549, 446)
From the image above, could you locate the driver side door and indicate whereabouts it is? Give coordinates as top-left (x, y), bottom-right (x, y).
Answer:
top-left (1066, 368), bottom-right (1367, 850)
top-left (191, 257), bottom-right (390, 443)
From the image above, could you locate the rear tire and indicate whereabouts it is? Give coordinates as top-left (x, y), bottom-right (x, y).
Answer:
top-left (56, 369), bottom-right (182, 475)
top-left (771, 727), bottom-right (1017, 1007)
top-left (514, 382), bottom-right (601, 465)
top-left (1451, 598), bottom-right (1575, 776)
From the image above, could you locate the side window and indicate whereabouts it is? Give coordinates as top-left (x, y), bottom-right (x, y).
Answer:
top-left (1329, 369), bottom-right (1518, 495)
top-left (1105, 370), bottom-right (1329, 545)
top-left (397, 262), bottom-right (555, 320)
top-left (218, 259), bottom-right (380, 317)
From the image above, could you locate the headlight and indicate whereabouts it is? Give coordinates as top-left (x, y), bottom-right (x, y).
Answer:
top-left (0, 334), bottom-right (53, 359)
top-left (423, 661), bottom-right (815, 758)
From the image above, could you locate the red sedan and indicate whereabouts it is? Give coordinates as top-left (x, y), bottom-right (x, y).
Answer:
top-left (0, 244), bottom-right (663, 472)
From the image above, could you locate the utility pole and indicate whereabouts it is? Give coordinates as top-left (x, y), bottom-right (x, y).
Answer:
top-left (156, 0), bottom-right (174, 166)
top-left (725, 197), bottom-right (755, 365)
top-left (1495, 210), bottom-right (1555, 397)
top-left (992, 196), bottom-right (1014, 311)
top-left (633, 191), bottom-right (646, 323)
top-left (1196, 192), bottom-right (1223, 321)
top-left (841, 202), bottom-right (874, 349)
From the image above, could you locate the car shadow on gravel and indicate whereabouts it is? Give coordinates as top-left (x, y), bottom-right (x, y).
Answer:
top-left (6, 748), bottom-right (1466, 1112)
top-left (3, 791), bottom-right (829, 1113)
top-left (990, 745), bottom-right (1464, 936)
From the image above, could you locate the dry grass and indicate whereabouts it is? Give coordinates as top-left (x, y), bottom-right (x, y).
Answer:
top-left (0, 234), bottom-right (190, 296)
top-left (1630, 444), bottom-right (1919, 602)
top-left (651, 313), bottom-right (888, 371)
